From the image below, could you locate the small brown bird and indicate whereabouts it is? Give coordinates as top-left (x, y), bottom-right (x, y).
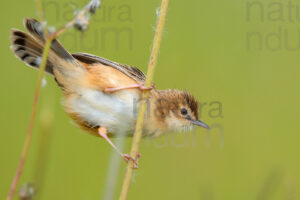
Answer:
top-left (10, 18), bottom-right (209, 166)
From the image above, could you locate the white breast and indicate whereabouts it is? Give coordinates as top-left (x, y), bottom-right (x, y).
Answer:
top-left (69, 89), bottom-right (140, 136)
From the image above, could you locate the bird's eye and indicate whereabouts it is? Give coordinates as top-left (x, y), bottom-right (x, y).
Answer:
top-left (180, 108), bottom-right (188, 115)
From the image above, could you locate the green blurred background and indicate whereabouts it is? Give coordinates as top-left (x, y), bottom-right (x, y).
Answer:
top-left (1, 0), bottom-right (299, 199)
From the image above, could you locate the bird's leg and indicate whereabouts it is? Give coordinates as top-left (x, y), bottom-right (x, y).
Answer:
top-left (104, 83), bottom-right (155, 93)
top-left (97, 127), bottom-right (139, 169)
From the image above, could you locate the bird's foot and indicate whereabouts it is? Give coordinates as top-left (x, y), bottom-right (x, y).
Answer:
top-left (122, 153), bottom-right (141, 169)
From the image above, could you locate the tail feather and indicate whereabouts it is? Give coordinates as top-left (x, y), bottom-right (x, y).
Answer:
top-left (12, 30), bottom-right (43, 53)
top-left (10, 29), bottom-right (54, 75)
top-left (23, 18), bottom-right (46, 42)
top-left (10, 18), bottom-right (80, 77)
top-left (23, 18), bottom-right (74, 60)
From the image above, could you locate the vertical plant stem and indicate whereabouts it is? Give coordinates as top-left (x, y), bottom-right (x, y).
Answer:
top-left (36, 0), bottom-right (45, 23)
top-left (119, 0), bottom-right (170, 199)
top-left (33, 107), bottom-right (54, 199)
top-left (7, 39), bottom-right (53, 200)
top-left (7, 1), bottom-right (101, 199)
top-left (36, 0), bottom-right (49, 38)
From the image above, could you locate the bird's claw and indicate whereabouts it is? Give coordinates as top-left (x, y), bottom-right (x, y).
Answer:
top-left (139, 83), bottom-right (155, 91)
top-left (122, 153), bottom-right (140, 169)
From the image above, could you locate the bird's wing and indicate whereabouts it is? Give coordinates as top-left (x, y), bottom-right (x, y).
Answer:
top-left (72, 53), bottom-right (146, 83)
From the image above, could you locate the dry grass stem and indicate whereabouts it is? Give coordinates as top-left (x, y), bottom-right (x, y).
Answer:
top-left (6, 1), bottom-right (101, 199)
top-left (119, 0), bottom-right (170, 199)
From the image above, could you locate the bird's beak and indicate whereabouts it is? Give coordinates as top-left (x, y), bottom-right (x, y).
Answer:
top-left (191, 120), bottom-right (210, 129)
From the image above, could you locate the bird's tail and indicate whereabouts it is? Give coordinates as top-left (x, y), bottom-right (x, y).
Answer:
top-left (10, 18), bottom-right (78, 76)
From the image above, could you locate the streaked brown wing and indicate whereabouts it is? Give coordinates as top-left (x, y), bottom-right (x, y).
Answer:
top-left (72, 53), bottom-right (146, 82)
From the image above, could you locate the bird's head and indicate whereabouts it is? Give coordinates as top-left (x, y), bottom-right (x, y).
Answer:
top-left (153, 90), bottom-right (209, 133)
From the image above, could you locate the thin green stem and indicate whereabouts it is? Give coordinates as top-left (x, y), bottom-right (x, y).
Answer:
top-left (119, 0), bottom-right (170, 199)
top-left (7, 1), bottom-right (50, 198)
top-left (35, 0), bottom-right (48, 37)
top-left (6, 39), bottom-right (53, 200)
top-left (33, 107), bottom-right (54, 199)
top-left (7, 0), bottom-right (100, 199)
